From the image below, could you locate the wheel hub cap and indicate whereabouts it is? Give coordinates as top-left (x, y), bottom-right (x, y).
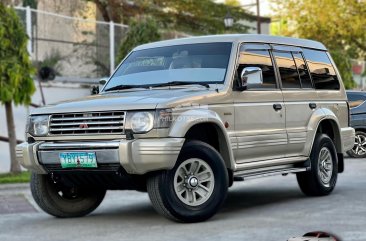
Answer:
top-left (187, 176), bottom-right (199, 188)
top-left (318, 147), bottom-right (333, 186)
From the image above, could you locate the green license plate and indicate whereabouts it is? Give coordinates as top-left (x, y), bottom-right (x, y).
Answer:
top-left (59, 152), bottom-right (97, 168)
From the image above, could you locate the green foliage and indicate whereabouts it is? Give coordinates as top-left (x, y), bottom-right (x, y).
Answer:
top-left (117, 18), bottom-right (161, 62)
top-left (0, 171), bottom-right (30, 184)
top-left (271, 0), bottom-right (366, 89)
top-left (88, 0), bottom-right (252, 35)
top-left (0, 3), bottom-right (35, 105)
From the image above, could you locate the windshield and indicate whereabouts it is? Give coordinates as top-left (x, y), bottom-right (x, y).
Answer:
top-left (104, 42), bottom-right (232, 91)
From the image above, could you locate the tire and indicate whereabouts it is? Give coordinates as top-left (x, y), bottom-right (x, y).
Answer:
top-left (346, 131), bottom-right (366, 158)
top-left (147, 141), bottom-right (229, 223)
top-left (30, 173), bottom-right (106, 218)
top-left (296, 134), bottom-right (338, 196)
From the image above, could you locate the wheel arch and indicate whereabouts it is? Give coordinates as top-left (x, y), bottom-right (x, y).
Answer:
top-left (307, 108), bottom-right (344, 173)
top-left (169, 109), bottom-right (235, 171)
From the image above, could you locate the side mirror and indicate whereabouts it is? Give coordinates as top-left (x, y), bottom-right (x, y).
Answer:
top-left (99, 78), bottom-right (108, 92)
top-left (240, 67), bottom-right (263, 90)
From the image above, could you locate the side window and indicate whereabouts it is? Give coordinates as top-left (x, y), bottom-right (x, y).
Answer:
top-left (302, 49), bottom-right (340, 90)
top-left (238, 48), bottom-right (277, 89)
top-left (273, 51), bottom-right (301, 88)
top-left (292, 52), bottom-right (313, 88)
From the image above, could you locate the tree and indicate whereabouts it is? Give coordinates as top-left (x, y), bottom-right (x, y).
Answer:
top-left (270, 0), bottom-right (366, 89)
top-left (88, 0), bottom-right (252, 35)
top-left (117, 17), bottom-right (161, 62)
top-left (0, 3), bottom-right (35, 173)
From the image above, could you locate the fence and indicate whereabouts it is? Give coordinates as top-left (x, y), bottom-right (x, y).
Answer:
top-left (14, 6), bottom-right (129, 81)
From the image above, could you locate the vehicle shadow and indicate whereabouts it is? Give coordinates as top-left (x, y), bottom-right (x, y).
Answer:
top-left (79, 181), bottom-right (307, 224)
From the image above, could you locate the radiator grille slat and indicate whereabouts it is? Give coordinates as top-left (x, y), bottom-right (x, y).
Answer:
top-left (49, 111), bottom-right (126, 135)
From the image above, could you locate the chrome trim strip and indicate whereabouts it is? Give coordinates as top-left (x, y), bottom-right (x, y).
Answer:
top-left (50, 126), bottom-right (123, 132)
top-left (50, 121), bottom-right (123, 126)
top-left (51, 115), bottom-right (125, 121)
top-left (39, 141), bottom-right (120, 150)
top-left (235, 156), bottom-right (307, 171)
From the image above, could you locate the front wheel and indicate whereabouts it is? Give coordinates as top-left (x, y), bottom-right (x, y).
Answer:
top-left (147, 141), bottom-right (229, 223)
top-left (296, 134), bottom-right (338, 196)
top-left (30, 173), bottom-right (106, 218)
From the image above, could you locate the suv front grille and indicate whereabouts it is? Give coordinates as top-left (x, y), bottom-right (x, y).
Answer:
top-left (49, 111), bottom-right (126, 135)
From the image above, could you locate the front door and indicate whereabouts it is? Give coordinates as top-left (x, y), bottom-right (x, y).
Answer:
top-left (233, 44), bottom-right (287, 163)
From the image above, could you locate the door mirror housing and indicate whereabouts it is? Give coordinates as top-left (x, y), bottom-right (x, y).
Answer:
top-left (238, 67), bottom-right (263, 90)
top-left (99, 78), bottom-right (108, 92)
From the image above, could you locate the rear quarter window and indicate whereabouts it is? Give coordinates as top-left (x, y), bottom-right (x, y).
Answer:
top-left (302, 49), bottom-right (340, 90)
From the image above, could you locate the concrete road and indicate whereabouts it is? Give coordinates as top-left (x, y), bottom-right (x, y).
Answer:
top-left (0, 158), bottom-right (365, 241)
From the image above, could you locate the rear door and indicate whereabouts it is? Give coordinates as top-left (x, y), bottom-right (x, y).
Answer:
top-left (271, 45), bottom-right (317, 157)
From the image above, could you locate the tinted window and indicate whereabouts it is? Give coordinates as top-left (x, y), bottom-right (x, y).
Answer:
top-left (293, 52), bottom-right (313, 88)
top-left (238, 48), bottom-right (277, 89)
top-left (273, 51), bottom-right (301, 88)
top-left (303, 49), bottom-right (340, 90)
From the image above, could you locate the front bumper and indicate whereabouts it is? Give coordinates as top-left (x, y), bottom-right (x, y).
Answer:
top-left (16, 138), bottom-right (185, 175)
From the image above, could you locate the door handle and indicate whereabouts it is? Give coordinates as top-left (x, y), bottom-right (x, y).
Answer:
top-left (273, 103), bottom-right (282, 111)
top-left (309, 103), bottom-right (317, 110)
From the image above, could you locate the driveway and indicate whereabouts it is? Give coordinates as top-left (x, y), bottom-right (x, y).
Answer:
top-left (0, 158), bottom-right (365, 241)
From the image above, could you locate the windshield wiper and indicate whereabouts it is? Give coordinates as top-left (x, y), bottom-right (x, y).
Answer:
top-left (150, 81), bottom-right (210, 88)
top-left (104, 81), bottom-right (211, 92)
top-left (103, 84), bottom-right (149, 92)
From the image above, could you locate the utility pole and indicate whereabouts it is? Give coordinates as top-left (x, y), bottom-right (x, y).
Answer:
top-left (256, 0), bottom-right (261, 34)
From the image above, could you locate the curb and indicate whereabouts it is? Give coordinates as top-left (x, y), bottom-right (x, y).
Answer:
top-left (0, 183), bottom-right (29, 191)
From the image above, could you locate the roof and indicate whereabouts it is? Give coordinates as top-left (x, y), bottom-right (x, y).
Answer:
top-left (134, 34), bottom-right (327, 51)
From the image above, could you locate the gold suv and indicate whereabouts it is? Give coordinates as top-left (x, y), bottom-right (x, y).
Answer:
top-left (17, 34), bottom-right (355, 222)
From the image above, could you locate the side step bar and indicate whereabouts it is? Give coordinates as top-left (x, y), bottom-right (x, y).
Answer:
top-left (233, 167), bottom-right (310, 181)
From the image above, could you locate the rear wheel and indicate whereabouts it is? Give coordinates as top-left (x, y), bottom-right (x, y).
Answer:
top-left (296, 134), bottom-right (338, 196)
top-left (347, 130), bottom-right (366, 158)
top-left (297, 134), bottom-right (338, 196)
top-left (30, 173), bottom-right (106, 218)
top-left (147, 141), bottom-right (228, 223)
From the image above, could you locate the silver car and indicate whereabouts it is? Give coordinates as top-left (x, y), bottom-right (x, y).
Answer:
top-left (17, 34), bottom-right (355, 222)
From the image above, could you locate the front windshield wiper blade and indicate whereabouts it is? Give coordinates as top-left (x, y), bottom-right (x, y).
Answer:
top-left (150, 81), bottom-right (210, 88)
top-left (103, 84), bottom-right (149, 92)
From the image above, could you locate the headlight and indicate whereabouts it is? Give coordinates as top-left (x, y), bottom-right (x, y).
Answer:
top-left (28, 115), bottom-right (49, 136)
top-left (129, 112), bottom-right (154, 133)
top-left (126, 109), bottom-right (173, 134)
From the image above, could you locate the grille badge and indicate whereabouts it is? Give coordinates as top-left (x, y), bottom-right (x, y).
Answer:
top-left (79, 123), bottom-right (89, 129)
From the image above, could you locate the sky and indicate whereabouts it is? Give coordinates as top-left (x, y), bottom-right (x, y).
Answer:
top-left (242, 0), bottom-right (272, 17)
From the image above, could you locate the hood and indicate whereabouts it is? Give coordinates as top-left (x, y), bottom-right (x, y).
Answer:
top-left (31, 87), bottom-right (215, 115)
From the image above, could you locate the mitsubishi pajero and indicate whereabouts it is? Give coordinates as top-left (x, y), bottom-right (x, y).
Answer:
top-left (17, 35), bottom-right (355, 222)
